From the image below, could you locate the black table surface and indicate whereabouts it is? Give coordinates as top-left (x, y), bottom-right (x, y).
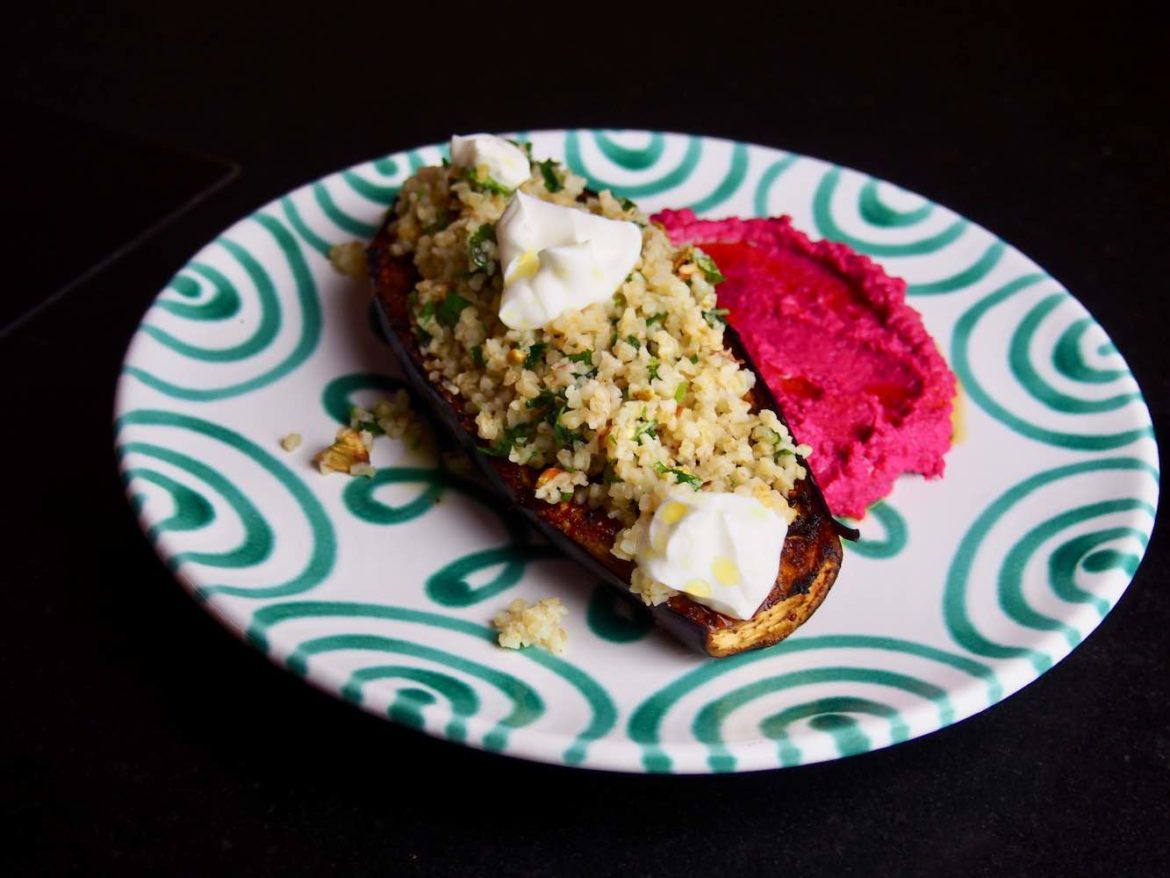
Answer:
top-left (5, 3), bottom-right (1168, 875)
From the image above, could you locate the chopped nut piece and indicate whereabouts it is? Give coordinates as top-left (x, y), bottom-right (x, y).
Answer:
top-left (329, 241), bottom-right (368, 279)
top-left (314, 427), bottom-right (370, 475)
top-left (280, 433), bottom-right (303, 452)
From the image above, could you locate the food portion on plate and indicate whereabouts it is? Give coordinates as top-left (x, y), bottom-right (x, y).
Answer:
top-left (366, 134), bottom-right (856, 657)
top-left (654, 211), bottom-right (957, 519)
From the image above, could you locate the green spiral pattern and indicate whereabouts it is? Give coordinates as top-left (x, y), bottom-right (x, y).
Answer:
top-left (247, 601), bottom-right (616, 763)
top-left (628, 634), bottom-right (997, 772)
top-left (320, 372), bottom-right (563, 604)
top-left (116, 410), bottom-right (335, 600)
top-left (122, 212), bottom-right (321, 401)
top-left (154, 263), bottom-right (240, 320)
top-left (845, 502), bottom-right (908, 559)
top-left (944, 457), bottom-right (1158, 671)
top-left (115, 131), bottom-right (1158, 773)
top-left (952, 274), bottom-right (1154, 449)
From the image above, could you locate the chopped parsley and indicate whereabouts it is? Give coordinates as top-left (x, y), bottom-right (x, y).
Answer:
top-left (539, 159), bottom-right (563, 192)
top-left (647, 359), bottom-right (661, 381)
top-left (552, 407), bottom-right (585, 446)
top-left (559, 490), bottom-right (574, 503)
top-left (349, 406), bottom-right (384, 436)
top-left (645, 312), bottom-right (665, 328)
top-left (436, 293), bottom-right (472, 328)
top-left (483, 422), bottom-right (533, 458)
top-left (689, 353), bottom-right (700, 364)
top-left (633, 419), bottom-right (659, 444)
top-left (692, 248), bottom-right (726, 284)
top-left (702, 308), bottom-right (730, 328)
top-left (618, 195), bottom-right (637, 211)
top-left (470, 345), bottom-right (485, 368)
top-left (674, 381), bottom-right (689, 403)
top-left (505, 138), bottom-right (533, 159)
top-left (602, 461), bottom-right (621, 484)
top-left (526, 389), bottom-right (558, 410)
top-left (765, 427), bottom-right (796, 460)
top-left (554, 422), bottom-right (584, 447)
top-left (468, 223), bottom-right (496, 272)
top-left (461, 167), bottom-right (513, 196)
top-left (418, 301), bottom-right (436, 323)
top-left (527, 389), bottom-right (584, 446)
top-left (626, 335), bottom-right (641, 350)
top-left (653, 462), bottom-right (702, 489)
top-left (569, 350), bottom-right (598, 377)
top-left (523, 342), bottom-right (548, 370)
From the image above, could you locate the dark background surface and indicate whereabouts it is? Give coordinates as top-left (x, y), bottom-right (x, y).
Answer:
top-left (4, 2), bottom-right (1168, 874)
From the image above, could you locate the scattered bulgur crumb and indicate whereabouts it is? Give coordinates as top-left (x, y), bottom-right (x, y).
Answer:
top-left (352, 390), bottom-right (432, 451)
top-left (280, 432), bottom-right (303, 452)
top-left (329, 241), bottom-right (368, 279)
top-left (492, 598), bottom-right (569, 655)
top-left (349, 462), bottom-right (377, 478)
top-left (314, 427), bottom-right (370, 475)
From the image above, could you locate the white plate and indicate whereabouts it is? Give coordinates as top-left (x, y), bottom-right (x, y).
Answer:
top-left (114, 130), bottom-right (1159, 772)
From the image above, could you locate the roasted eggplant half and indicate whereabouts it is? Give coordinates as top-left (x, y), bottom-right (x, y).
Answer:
top-left (366, 203), bottom-right (852, 657)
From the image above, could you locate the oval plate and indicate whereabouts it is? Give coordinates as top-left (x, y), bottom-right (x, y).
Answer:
top-left (114, 131), bottom-right (1159, 773)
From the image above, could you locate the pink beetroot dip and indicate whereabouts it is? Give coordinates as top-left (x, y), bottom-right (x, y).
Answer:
top-left (655, 209), bottom-right (957, 519)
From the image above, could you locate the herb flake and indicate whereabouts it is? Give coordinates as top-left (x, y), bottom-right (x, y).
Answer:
top-left (702, 308), bottom-right (730, 328)
top-left (436, 293), bottom-right (472, 328)
top-left (468, 223), bottom-right (496, 272)
top-left (539, 159), bottom-right (562, 192)
top-left (523, 342), bottom-right (548, 370)
top-left (483, 422), bottom-right (532, 458)
top-left (652, 462), bottom-right (702, 489)
top-left (633, 419), bottom-right (659, 444)
top-left (692, 248), bottom-right (726, 284)
top-left (461, 167), bottom-right (513, 196)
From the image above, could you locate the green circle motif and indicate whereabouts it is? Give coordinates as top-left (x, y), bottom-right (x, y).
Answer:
top-left (116, 410), bottom-right (335, 600)
top-left (952, 275), bottom-right (1154, 449)
top-left (586, 584), bottom-right (654, 643)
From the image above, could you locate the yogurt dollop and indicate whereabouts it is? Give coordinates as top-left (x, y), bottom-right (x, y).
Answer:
top-left (636, 491), bottom-right (789, 620)
top-left (496, 192), bottom-right (642, 330)
top-left (449, 134), bottom-right (531, 190)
